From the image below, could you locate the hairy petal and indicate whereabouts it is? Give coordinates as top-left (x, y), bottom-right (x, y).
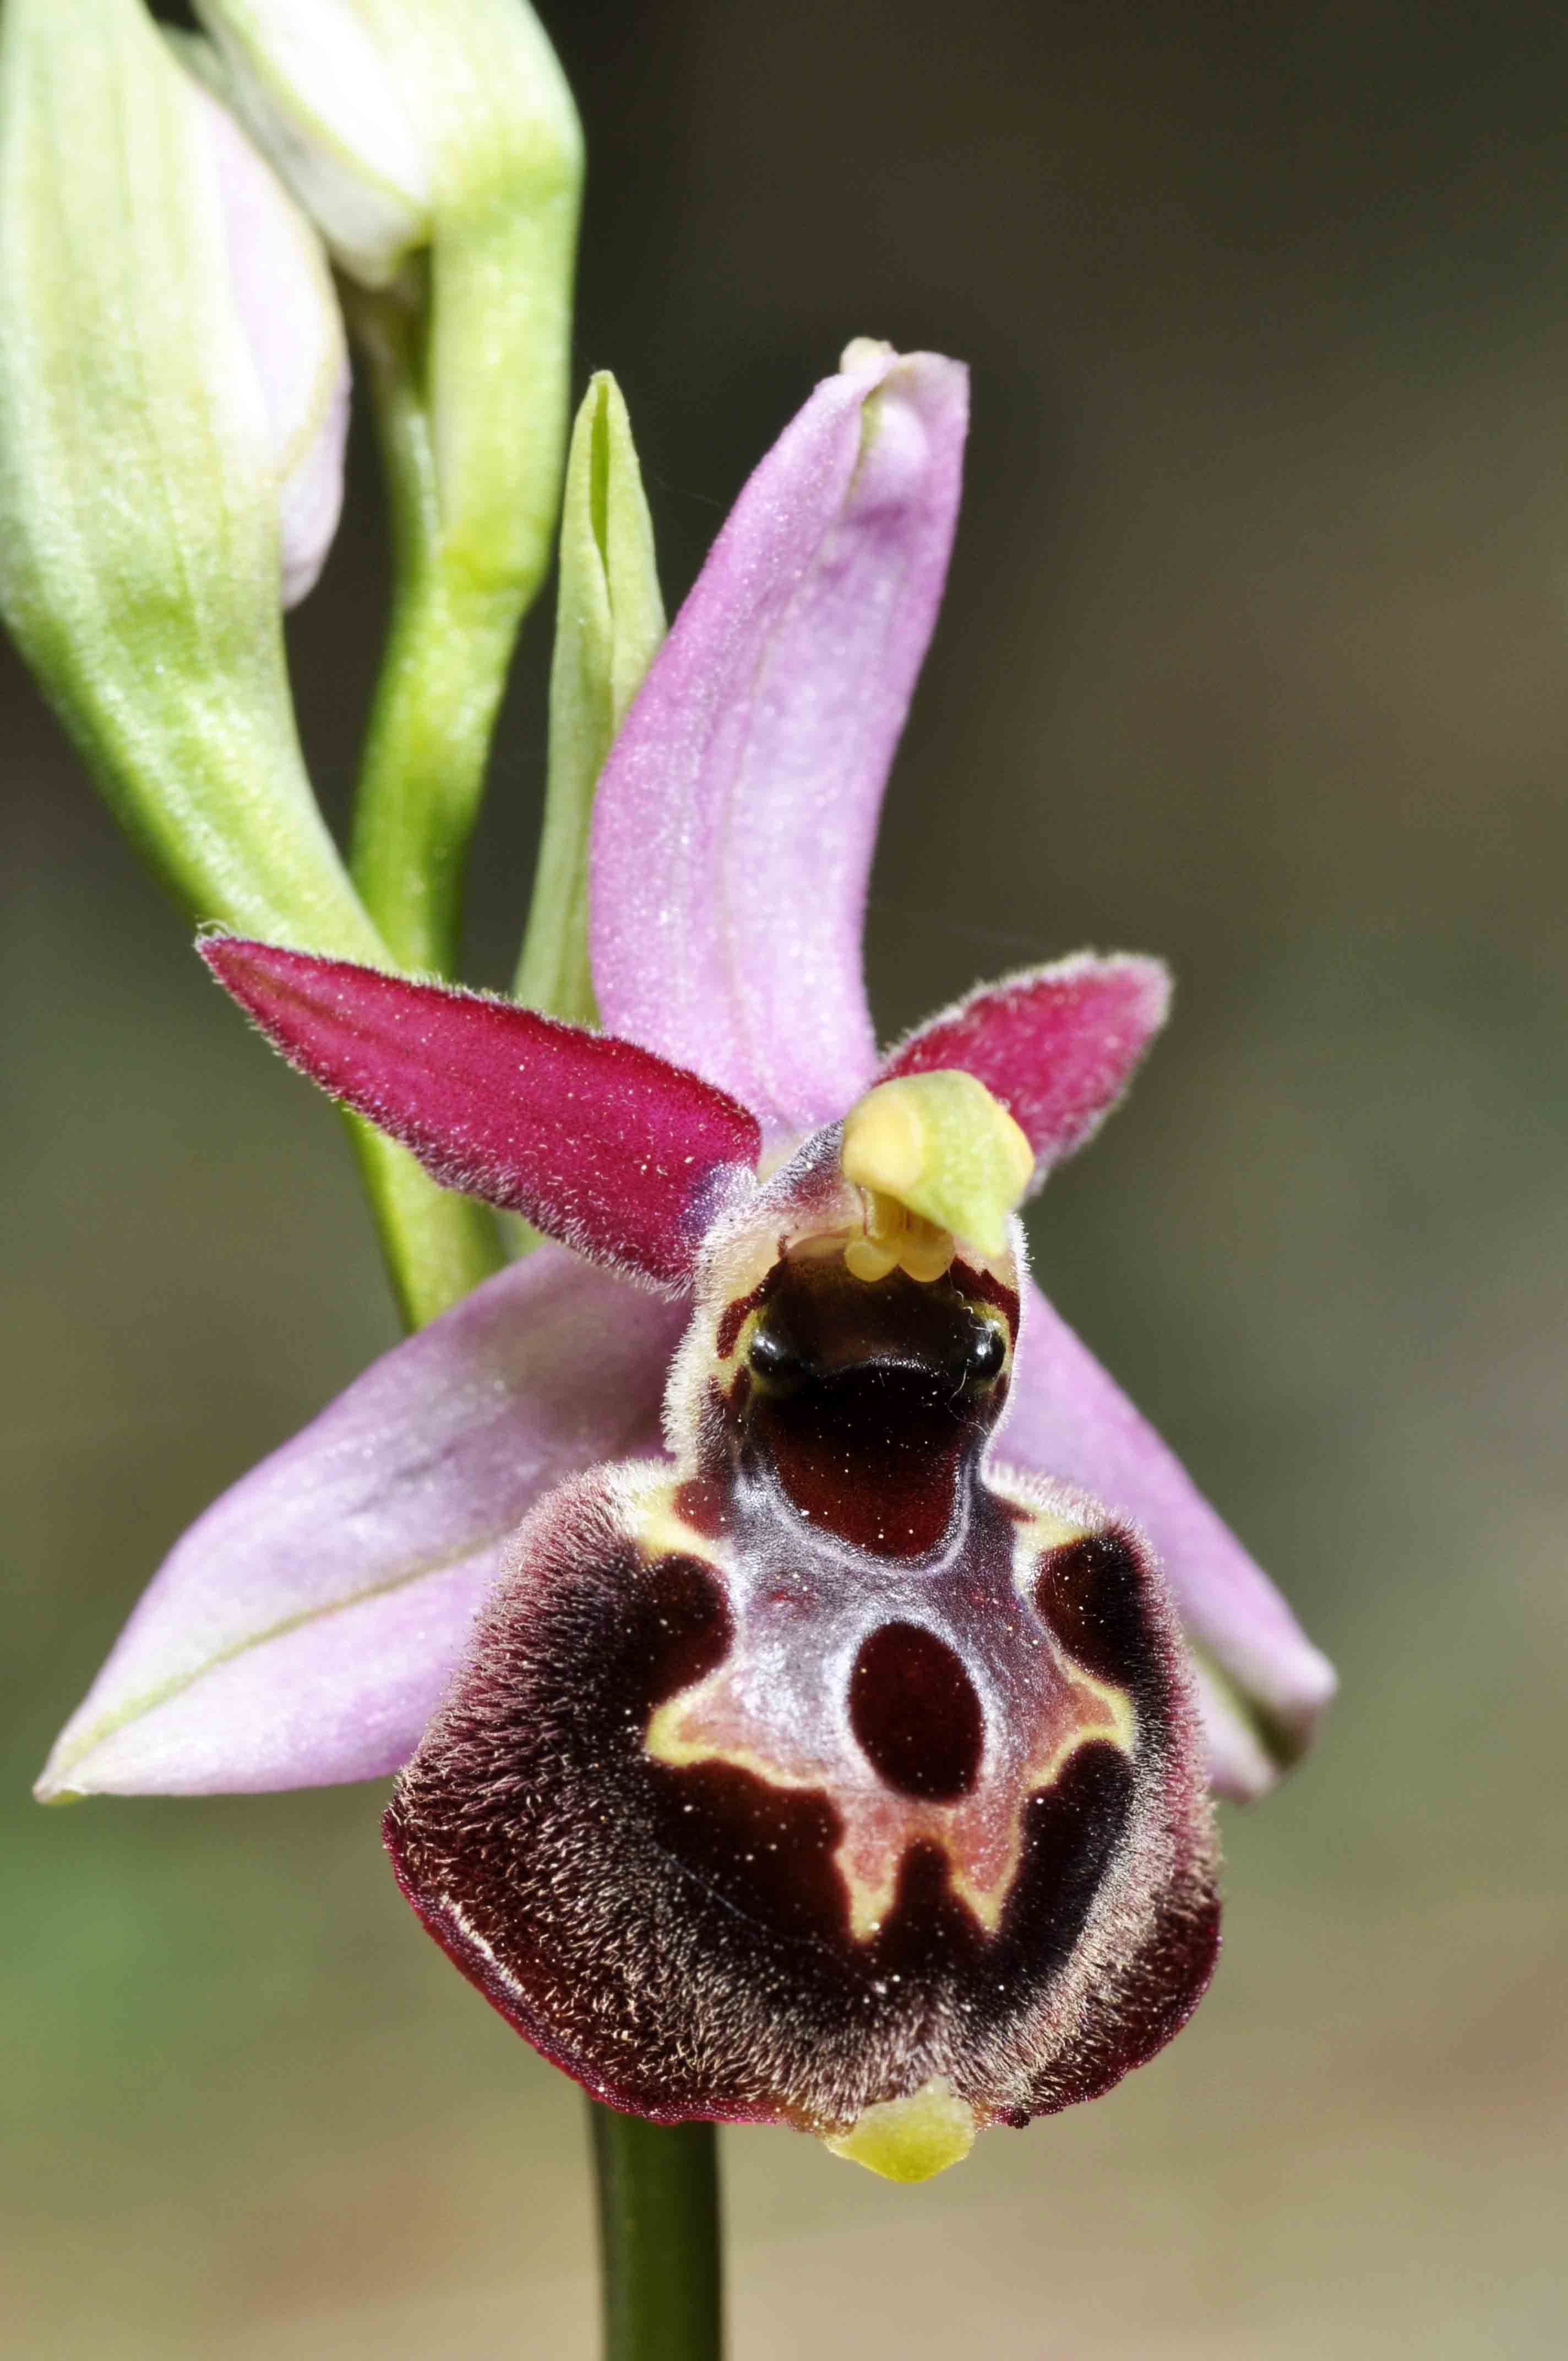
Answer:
top-left (880, 954), bottom-right (1171, 1194)
top-left (200, 937), bottom-right (761, 1287)
top-left (1001, 1282), bottom-right (1335, 1797)
top-left (590, 341), bottom-right (967, 1136)
top-left (36, 1247), bottom-right (682, 1798)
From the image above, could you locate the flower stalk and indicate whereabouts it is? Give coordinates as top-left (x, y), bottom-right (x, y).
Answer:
top-left (346, 276), bottom-right (546, 977)
top-left (591, 2110), bottom-right (722, 2361)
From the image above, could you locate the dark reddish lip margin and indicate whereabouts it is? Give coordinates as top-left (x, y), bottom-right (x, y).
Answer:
top-left (382, 1801), bottom-right (791, 2131)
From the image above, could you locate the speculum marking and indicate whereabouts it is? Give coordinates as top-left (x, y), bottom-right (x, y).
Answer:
top-left (848, 1620), bottom-right (985, 1800)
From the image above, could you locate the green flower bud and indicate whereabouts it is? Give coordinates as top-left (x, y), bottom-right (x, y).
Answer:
top-left (515, 372), bottom-right (666, 1027)
top-left (188, 2), bottom-right (433, 291)
top-left (0, 0), bottom-right (370, 951)
top-left (0, 0), bottom-right (505, 1333)
top-left (194, 0), bottom-right (586, 975)
top-left (196, 0), bottom-right (581, 591)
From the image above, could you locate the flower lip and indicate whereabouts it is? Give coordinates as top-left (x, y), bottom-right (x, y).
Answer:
top-left (383, 1367), bottom-right (1219, 2154)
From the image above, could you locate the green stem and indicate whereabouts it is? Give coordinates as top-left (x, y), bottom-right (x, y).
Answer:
top-left (344, 282), bottom-right (525, 980)
top-left (344, 1116), bottom-right (501, 1333)
top-left (329, 283), bottom-right (520, 1318)
top-left (590, 2104), bottom-right (723, 2361)
top-left (352, 559), bottom-right (520, 978)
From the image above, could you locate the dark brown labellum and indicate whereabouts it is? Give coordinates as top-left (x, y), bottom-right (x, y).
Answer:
top-left (385, 1144), bottom-right (1217, 2161)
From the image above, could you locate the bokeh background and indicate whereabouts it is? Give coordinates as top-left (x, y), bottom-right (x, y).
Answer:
top-left (5, 0), bottom-right (1567, 2352)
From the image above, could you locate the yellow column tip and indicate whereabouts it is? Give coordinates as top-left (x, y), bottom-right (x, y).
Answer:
top-left (841, 1070), bottom-right (1033, 1261)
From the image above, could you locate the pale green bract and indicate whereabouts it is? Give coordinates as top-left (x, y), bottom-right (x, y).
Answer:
top-left (515, 372), bottom-right (667, 1029)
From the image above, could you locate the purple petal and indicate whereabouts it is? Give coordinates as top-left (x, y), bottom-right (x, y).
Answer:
top-left (880, 954), bottom-right (1171, 1191)
top-left (1001, 1282), bottom-right (1335, 1798)
top-left (590, 341), bottom-right (968, 1136)
top-left (200, 937), bottom-right (761, 1288)
top-left (36, 1247), bottom-right (682, 1798)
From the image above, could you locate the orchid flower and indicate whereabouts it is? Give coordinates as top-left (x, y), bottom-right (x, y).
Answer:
top-left (39, 341), bottom-right (1333, 2180)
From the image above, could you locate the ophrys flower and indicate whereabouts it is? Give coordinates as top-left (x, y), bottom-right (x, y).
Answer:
top-left (39, 341), bottom-right (1333, 2175)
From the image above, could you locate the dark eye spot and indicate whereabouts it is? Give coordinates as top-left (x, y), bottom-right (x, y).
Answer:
top-left (848, 1620), bottom-right (985, 1800)
top-left (1033, 1530), bottom-right (1147, 1693)
top-left (966, 1323), bottom-right (1006, 1384)
top-left (747, 1319), bottom-right (807, 1391)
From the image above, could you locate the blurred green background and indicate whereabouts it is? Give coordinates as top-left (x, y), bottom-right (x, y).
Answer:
top-left (4, 0), bottom-right (1566, 2352)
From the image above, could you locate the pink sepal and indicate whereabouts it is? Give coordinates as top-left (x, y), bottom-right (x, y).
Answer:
top-left (1001, 1281), bottom-right (1336, 1798)
top-left (35, 1247), bottom-right (683, 1798)
top-left (591, 345), bottom-right (968, 1138)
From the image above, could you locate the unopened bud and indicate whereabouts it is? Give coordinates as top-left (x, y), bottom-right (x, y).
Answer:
top-left (195, 0), bottom-right (582, 599)
top-left (175, 35), bottom-right (350, 605)
top-left (190, 1), bottom-right (432, 289)
top-left (0, 0), bottom-right (373, 949)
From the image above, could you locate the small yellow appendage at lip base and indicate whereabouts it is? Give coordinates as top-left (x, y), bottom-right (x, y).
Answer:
top-left (822, 2077), bottom-right (979, 2182)
top-left (843, 1194), bottom-right (954, 1285)
top-left (841, 1069), bottom-right (1034, 1272)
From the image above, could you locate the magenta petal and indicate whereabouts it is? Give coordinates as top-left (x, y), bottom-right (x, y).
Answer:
top-left (590, 344), bottom-right (968, 1135)
top-left (36, 1247), bottom-right (683, 1798)
top-left (1002, 1281), bottom-right (1335, 1798)
top-left (880, 954), bottom-right (1172, 1190)
top-left (200, 938), bottom-right (761, 1288)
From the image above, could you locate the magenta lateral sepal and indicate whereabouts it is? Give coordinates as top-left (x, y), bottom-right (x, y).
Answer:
top-left (1003, 1280), bottom-right (1336, 1796)
top-left (199, 937), bottom-right (763, 1287)
top-left (35, 1246), bottom-right (683, 1798)
top-left (879, 953), bottom-right (1172, 1190)
top-left (590, 346), bottom-right (968, 1138)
